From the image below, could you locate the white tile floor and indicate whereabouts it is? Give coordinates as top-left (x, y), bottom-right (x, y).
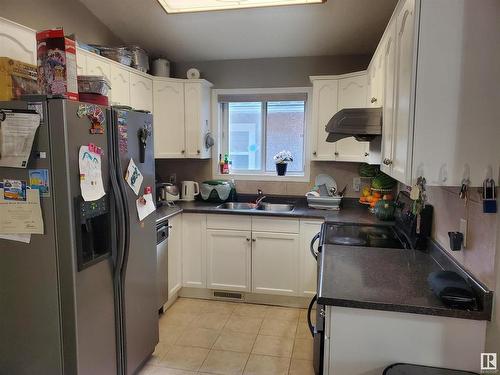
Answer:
top-left (138, 298), bottom-right (315, 375)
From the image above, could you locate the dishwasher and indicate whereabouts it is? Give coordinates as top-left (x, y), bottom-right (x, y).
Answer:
top-left (156, 220), bottom-right (170, 312)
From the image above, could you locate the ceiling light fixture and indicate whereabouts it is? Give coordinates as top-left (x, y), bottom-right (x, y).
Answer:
top-left (157, 0), bottom-right (325, 14)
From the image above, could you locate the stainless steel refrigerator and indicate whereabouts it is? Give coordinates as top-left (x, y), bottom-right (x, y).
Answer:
top-left (0, 97), bottom-right (158, 375)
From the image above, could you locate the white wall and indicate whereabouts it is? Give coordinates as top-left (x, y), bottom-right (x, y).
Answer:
top-left (0, 0), bottom-right (122, 46)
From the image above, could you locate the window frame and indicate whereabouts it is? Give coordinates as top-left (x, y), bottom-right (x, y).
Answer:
top-left (212, 87), bottom-right (312, 182)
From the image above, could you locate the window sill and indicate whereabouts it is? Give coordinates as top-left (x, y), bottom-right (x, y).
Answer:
top-left (213, 172), bottom-right (310, 183)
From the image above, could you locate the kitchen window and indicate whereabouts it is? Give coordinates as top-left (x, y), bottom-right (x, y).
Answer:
top-left (215, 89), bottom-right (310, 181)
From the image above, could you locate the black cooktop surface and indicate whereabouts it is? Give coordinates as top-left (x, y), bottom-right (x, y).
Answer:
top-left (322, 223), bottom-right (406, 249)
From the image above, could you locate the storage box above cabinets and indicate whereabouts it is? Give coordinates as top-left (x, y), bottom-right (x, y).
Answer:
top-left (153, 79), bottom-right (212, 159)
top-left (378, 0), bottom-right (500, 186)
top-left (310, 72), bottom-right (381, 164)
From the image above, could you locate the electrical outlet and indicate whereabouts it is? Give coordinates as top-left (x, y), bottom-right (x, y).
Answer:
top-left (169, 173), bottom-right (177, 184)
top-left (460, 218), bottom-right (467, 248)
top-left (353, 177), bottom-right (361, 192)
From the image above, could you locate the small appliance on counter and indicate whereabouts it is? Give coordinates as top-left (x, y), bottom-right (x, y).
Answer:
top-left (180, 181), bottom-right (200, 201)
top-left (200, 180), bottom-right (236, 203)
top-left (156, 182), bottom-right (179, 205)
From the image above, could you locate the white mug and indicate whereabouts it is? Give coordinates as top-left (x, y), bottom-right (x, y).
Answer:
top-left (181, 181), bottom-right (199, 201)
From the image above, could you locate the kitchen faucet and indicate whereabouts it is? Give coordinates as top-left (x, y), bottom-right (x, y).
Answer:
top-left (255, 189), bottom-right (267, 206)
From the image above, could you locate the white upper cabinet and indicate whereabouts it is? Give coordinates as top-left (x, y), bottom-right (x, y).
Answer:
top-left (380, 22), bottom-right (397, 176)
top-left (390, 0), bottom-right (416, 184)
top-left (184, 81), bottom-right (212, 159)
top-left (310, 79), bottom-right (338, 160)
top-left (110, 65), bottom-right (130, 106)
top-left (0, 17), bottom-right (36, 64)
top-left (76, 49), bottom-right (87, 76)
top-left (367, 48), bottom-right (385, 108)
top-left (335, 73), bottom-right (370, 162)
top-left (86, 54), bottom-right (111, 81)
top-left (375, 0), bottom-right (499, 186)
top-left (153, 79), bottom-right (185, 158)
top-left (154, 79), bottom-right (212, 159)
top-left (310, 73), bottom-right (371, 163)
top-left (130, 72), bottom-right (153, 112)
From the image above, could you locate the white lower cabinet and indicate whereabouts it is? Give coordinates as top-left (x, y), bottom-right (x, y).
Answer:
top-left (167, 214), bottom-right (183, 298)
top-left (207, 229), bottom-right (251, 292)
top-left (251, 231), bottom-right (300, 296)
top-left (324, 306), bottom-right (487, 374)
top-left (299, 220), bottom-right (323, 297)
top-left (182, 213), bottom-right (207, 288)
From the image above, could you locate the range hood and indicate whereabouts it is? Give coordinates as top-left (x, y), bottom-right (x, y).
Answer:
top-left (326, 107), bottom-right (382, 142)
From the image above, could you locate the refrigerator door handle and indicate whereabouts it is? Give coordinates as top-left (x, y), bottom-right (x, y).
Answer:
top-left (307, 294), bottom-right (318, 336)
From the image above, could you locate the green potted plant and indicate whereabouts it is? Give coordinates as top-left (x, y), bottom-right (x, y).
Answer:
top-left (273, 150), bottom-right (293, 176)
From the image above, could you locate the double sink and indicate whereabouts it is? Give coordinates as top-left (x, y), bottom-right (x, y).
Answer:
top-left (217, 201), bottom-right (295, 213)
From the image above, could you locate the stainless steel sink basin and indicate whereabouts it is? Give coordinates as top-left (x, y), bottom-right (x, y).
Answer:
top-left (256, 202), bottom-right (294, 212)
top-left (217, 202), bottom-right (257, 210)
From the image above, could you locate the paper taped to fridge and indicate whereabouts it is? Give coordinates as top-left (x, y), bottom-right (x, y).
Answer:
top-left (0, 188), bottom-right (44, 234)
top-left (79, 145), bottom-right (105, 202)
top-left (0, 110), bottom-right (40, 168)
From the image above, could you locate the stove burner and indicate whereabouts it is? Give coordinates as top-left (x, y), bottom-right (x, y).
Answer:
top-left (330, 236), bottom-right (367, 246)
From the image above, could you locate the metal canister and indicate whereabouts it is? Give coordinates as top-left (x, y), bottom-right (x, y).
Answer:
top-left (152, 58), bottom-right (170, 77)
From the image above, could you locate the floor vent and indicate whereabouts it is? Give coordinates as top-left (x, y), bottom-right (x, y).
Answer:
top-left (213, 291), bottom-right (243, 300)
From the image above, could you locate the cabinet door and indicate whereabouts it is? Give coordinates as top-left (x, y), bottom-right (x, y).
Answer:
top-left (335, 74), bottom-right (370, 162)
top-left (184, 82), bottom-right (211, 158)
top-left (381, 23), bottom-right (397, 175)
top-left (311, 80), bottom-right (337, 160)
top-left (130, 72), bottom-right (153, 112)
top-left (168, 215), bottom-right (183, 298)
top-left (368, 50), bottom-right (385, 108)
top-left (252, 231), bottom-right (299, 296)
top-left (392, 0), bottom-right (416, 184)
top-left (153, 80), bottom-right (186, 158)
top-left (299, 220), bottom-right (322, 297)
top-left (206, 229), bottom-right (251, 292)
top-left (110, 65), bottom-right (130, 106)
top-left (182, 214), bottom-right (206, 288)
top-left (86, 54), bottom-right (111, 80)
top-left (0, 17), bottom-right (37, 64)
top-left (76, 49), bottom-right (87, 76)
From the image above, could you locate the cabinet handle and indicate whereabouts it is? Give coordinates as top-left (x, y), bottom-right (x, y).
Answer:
top-left (370, 97), bottom-right (377, 103)
top-left (197, 150), bottom-right (200, 154)
top-left (334, 152), bottom-right (339, 156)
top-left (383, 158), bottom-right (393, 165)
top-left (246, 238), bottom-right (250, 242)
top-left (313, 151), bottom-right (317, 156)
top-left (364, 152), bottom-right (369, 157)
top-left (181, 150), bottom-right (185, 154)
top-left (252, 238), bottom-right (256, 242)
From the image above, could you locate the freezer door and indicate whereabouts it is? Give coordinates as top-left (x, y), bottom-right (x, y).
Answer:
top-left (0, 100), bottom-right (62, 375)
top-left (112, 108), bottom-right (158, 374)
top-left (48, 99), bottom-right (117, 375)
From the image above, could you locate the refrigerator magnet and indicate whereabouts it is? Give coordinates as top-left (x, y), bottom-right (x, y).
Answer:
top-left (28, 169), bottom-right (50, 197)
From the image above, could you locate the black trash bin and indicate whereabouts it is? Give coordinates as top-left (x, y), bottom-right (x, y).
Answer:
top-left (383, 363), bottom-right (479, 375)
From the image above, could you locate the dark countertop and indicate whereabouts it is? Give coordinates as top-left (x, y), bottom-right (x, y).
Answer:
top-left (164, 198), bottom-right (392, 225)
top-left (317, 243), bottom-right (492, 320)
top-left (155, 205), bottom-right (183, 223)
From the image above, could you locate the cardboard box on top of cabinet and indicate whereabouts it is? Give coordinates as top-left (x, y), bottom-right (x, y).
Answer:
top-left (36, 28), bottom-right (78, 101)
top-left (0, 57), bottom-right (40, 101)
